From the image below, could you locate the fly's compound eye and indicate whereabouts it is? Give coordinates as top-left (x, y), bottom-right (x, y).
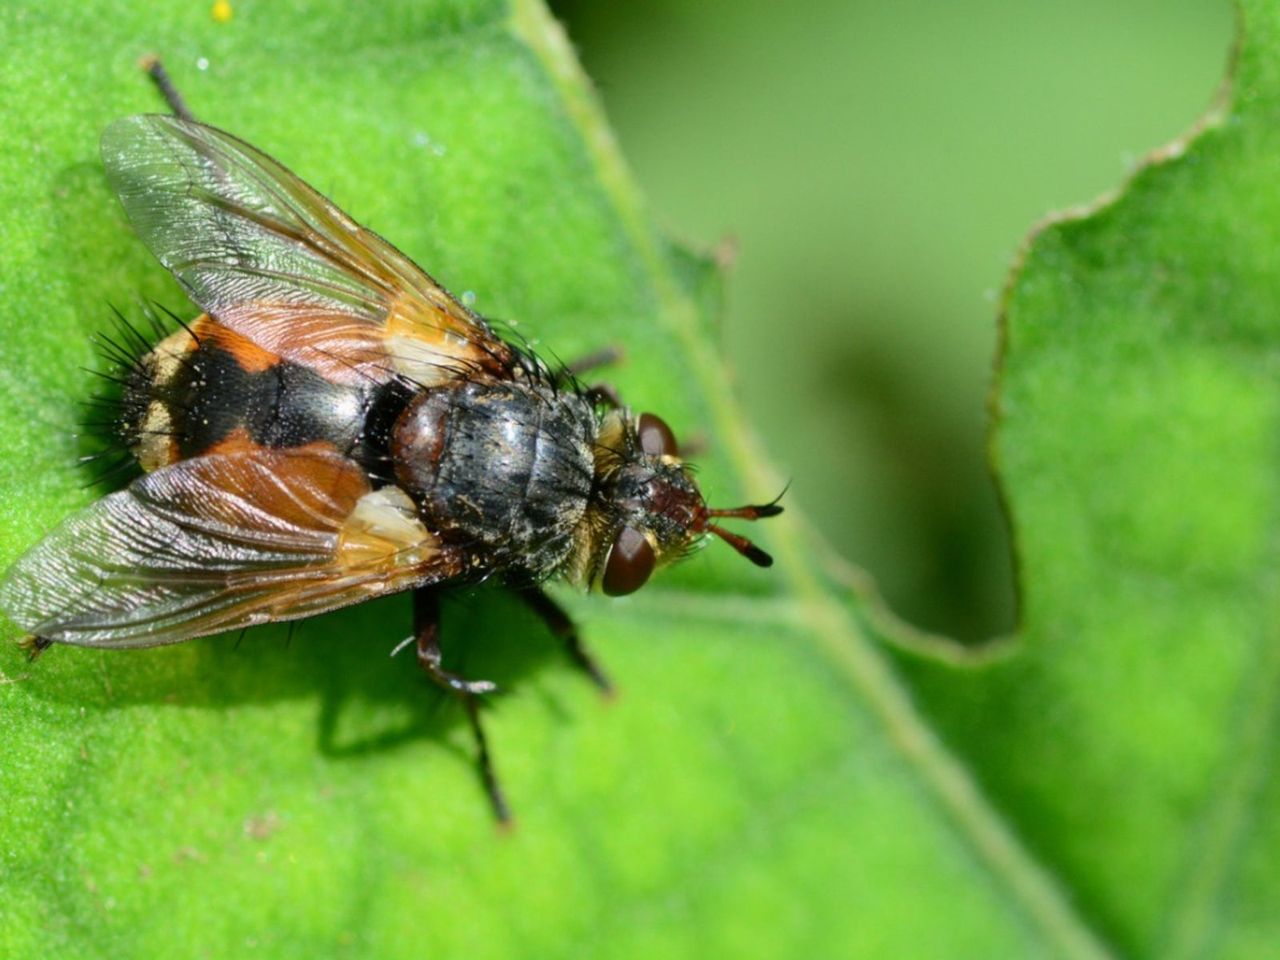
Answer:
top-left (602, 526), bottom-right (656, 596)
top-left (637, 412), bottom-right (678, 458)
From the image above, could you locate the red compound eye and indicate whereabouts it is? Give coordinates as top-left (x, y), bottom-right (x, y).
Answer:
top-left (602, 526), bottom-right (656, 596)
top-left (637, 412), bottom-right (678, 458)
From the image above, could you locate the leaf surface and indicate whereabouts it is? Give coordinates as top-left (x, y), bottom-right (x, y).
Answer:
top-left (0, 1), bottom-right (1270, 958)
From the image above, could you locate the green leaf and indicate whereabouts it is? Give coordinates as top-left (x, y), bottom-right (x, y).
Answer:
top-left (0, 1), bottom-right (1273, 958)
top-left (881, 3), bottom-right (1280, 957)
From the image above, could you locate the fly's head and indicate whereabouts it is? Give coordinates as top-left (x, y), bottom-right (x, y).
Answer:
top-left (572, 409), bottom-right (783, 595)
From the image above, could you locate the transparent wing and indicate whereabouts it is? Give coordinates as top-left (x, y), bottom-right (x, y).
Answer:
top-left (0, 449), bottom-right (452, 647)
top-left (100, 114), bottom-right (518, 388)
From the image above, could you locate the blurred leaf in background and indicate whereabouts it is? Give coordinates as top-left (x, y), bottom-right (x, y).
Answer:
top-left (550, 0), bottom-right (1232, 640)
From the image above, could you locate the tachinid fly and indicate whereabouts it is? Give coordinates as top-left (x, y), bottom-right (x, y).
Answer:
top-left (0, 63), bottom-right (782, 821)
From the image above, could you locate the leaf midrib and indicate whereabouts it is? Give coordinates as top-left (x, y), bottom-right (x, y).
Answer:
top-left (508, 2), bottom-right (1115, 957)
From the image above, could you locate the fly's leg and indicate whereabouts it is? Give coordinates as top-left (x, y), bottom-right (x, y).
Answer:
top-left (412, 587), bottom-right (510, 824)
top-left (18, 635), bottom-right (53, 661)
top-left (560, 346), bottom-right (708, 454)
top-left (518, 588), bottom-right (614, 696)
top-left (557, 346), bottom-right (625, 409)
top-left (676, 433), bottom-right (708, 458)
top-left (563, 345), bottom-right (624, 378)
top-left (140, 56), bottom-right (196, 122)
top-left (457, 696), bottom-right (508, 826)
top-left (582, 382), bottom-right (623, 409)
top-left (413, 592), bottom-right (498, 698)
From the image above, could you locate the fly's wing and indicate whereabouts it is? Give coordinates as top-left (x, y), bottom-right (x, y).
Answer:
top-left (100, 114), bottom-right (520, 389)
top-left (0, 449), bottom-right (454, 647)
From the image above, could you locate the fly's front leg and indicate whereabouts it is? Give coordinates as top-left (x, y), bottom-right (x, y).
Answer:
top-left (518, 587), bottom-right (614, 696)
top-left (413, 587), bottom-right (510, 824)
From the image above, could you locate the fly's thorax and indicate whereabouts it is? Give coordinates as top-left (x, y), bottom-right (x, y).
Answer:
top-left (391, 380), bottom-right (596, 578)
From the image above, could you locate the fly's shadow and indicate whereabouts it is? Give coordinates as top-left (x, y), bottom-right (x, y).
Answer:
top-left (314, 584), bottom-right (586, 762)
top-left (3, 583), bottom-right (592, 759)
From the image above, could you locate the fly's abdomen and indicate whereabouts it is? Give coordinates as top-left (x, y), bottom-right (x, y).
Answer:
top-left (119, 316), bottom-right (384, 471)
top-left (392, 381), bottom-right (595, 577)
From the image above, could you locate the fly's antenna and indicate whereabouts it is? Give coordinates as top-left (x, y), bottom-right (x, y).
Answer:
top-left (706, 524), bottom-right (774, 568)
top-left (706, 502), bottom-right (784, 522)
top-left (140, 55), bottom-right (196, 122)
top-left (702, 490), bottom-right (786, 568)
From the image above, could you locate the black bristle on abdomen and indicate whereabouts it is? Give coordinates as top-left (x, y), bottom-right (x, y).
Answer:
top-left (79, 303), bottom-right (180, 489)
top-left (115, 349), bottom-right (161, 453)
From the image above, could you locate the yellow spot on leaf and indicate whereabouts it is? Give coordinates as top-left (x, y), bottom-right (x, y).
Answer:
top-left (212, 0), bottom-right (233, 23)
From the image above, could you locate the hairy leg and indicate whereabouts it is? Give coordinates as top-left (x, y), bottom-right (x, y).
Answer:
top-left (517, 587), bottom-right (613, 695)
top-left (413, 587), bottom-right (510, 823)
top-left (141, 56), bottom-right (196, 121)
